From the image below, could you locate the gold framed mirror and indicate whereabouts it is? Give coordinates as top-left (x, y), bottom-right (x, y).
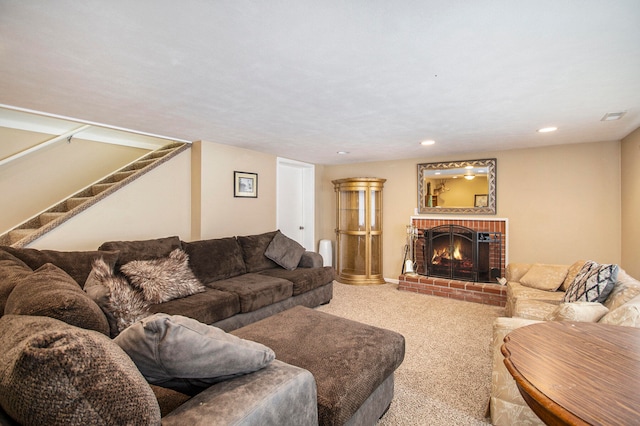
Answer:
top-left (417, 158), bottom-right (496, 214)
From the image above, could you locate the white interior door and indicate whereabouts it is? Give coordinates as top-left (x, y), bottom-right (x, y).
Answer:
top-left (277, 158), bottom-right (314, 251)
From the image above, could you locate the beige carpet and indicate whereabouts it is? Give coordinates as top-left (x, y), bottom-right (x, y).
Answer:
top-left (316, 281), bottom-right (505, 425)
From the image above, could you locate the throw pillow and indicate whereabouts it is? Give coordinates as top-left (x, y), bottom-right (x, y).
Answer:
top-left (121, 249), bottom-right (206, 304)
top-left (85, 257), bottom-right (150, 337)
top-left (545, 302), bottom-right (609, 322)
top-left (0, 249), bottom-right (33, 316)
top-left (519, 264), bottom-right (569, 291)
top-left (0, 315), bottom-right (160, 425)
top-left (114, 313), bottom-right (276, 395)
top-left (264, 231), bottom-right (306, 270)
top-left (599, 293), bottom-right (640, 327)
top-left (563, 260), bottom-right (619, 303)
top-left (0, 246), bottom-right (119, 287)
top-left (559, 260), bottom-right (587, 291)
top-left (4, 263), bottom-right (110, 336)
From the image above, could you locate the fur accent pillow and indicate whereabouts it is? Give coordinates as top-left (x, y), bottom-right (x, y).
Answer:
top-left (115, 313), bottom-right (275, 395)
top-left (121, 249), bottom-right (206, 304)
top-left (86, 258), bottom-right (150, 337)
top-left (0, 315), bottom-right (160, 425)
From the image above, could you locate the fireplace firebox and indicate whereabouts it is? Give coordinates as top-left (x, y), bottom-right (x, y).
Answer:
top-left (424, 225), bottom-right (502, 282)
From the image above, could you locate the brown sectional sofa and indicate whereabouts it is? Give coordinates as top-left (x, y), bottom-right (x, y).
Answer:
top-left (0, 230), bottom-right (335, 425)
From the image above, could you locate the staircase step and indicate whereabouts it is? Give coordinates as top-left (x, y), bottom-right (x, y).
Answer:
top-left (132, 158), bottom-right (156, 170)
top-left (9, 229), bottom-right (36, 245)
top-left (111, 170), bottom-right (135, 182)
top-left (67, 197), bottom-right (92, 210)
top-left (39, 212), bottom-right (66, 225)
top-left (91, 183), bottom-right (113, 196)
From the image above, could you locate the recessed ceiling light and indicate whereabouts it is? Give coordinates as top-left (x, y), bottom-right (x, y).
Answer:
top-left (601, 111), bottom-right (626, 121)
top-left (537, 127), bottom-right (558, 133)
top-left (337, 151), bottom-right (349, 155)
top-left (420, 140), bottom-right (435, 146)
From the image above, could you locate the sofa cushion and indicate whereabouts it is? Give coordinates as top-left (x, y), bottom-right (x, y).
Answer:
top-left (182, 237), bottom-right (246, 283)
top-left (237, 231), bottom-right (279, 273)
top-left (114, 313), bottom-right (275, 395)
top-left (0, 246), bottom-right (119, 287)
top-left (519, 264), bottom-right (568, 291)
top-left (85, 258), bottom-right (150, 337)
top-left (148, 288), bottom-right (241, 325)
top-left (0, 250), bottom-right (32, 316)
top-left (505, 281), bottom-right (565, 317)
top-left (545, 302), bottom-right (609, 322)
top-left (5, 263), bottom-right (109, 336)
top-left (563, 261), bottom-right (618, 303)
top-left (264, 231), bottom-right (306, 270)
top-left (600, 293), bottom-right (640, 327)
top-left (512, 299), bottom-right (558, 320)
top-left (0, 315), bottom-right (160, 425)
top-left (98, 235), bottom-right (182, 266)
top-left (207, 273), bottom-right (293, 313)
top-left (560, 260), bottom-right (587, 291)
top-left (259, 266), bottom-right (336, 296)
top-left (121, 249), bottom-right (206, 304)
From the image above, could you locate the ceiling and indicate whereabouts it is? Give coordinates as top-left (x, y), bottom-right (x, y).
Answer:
top-left (1, 1), bottom-right (639, 165)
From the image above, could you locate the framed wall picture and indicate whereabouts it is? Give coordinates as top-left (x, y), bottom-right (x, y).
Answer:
top-left (234, 171), bottom-right (258, 198)
top-left (474, 194), bottom-right (488, 208)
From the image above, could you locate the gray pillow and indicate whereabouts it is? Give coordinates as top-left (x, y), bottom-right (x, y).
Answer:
top-left (0, 315), bottom-right (160, 425)
top-left (120, 249), bottom-right (206, 304)
top-left (114, 313), bottom-right (275, 395)
top-left (265, 231), bottom-right (306, 270)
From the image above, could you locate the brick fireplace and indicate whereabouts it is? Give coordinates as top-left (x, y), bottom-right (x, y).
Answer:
top-left (398, 217), bottom-right (508, 306)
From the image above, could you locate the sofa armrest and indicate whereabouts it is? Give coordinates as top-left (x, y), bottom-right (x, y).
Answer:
top-left (490, 317), bottom-right (544, 426)
top-left (162, 360), bottom-right (318, 426)
top-left (298, 251), bottom-right (323, 268)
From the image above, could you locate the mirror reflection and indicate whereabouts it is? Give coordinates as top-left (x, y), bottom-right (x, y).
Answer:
top-left (417, 159), bottom-right (496, 214)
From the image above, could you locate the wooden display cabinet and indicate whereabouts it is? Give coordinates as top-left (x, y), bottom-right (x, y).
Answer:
top-left (332, 177), bottom-right (386, 285)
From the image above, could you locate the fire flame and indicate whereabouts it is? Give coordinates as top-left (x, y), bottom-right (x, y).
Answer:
top-left (432, 242), bottom-right (464, 264)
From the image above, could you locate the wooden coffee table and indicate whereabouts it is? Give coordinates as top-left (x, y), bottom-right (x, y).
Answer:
top-left (502, 321), bottom-right (640, 425)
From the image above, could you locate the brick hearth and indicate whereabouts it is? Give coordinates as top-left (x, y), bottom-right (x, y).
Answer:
top-left (398, 274), bottom-right (507, 307)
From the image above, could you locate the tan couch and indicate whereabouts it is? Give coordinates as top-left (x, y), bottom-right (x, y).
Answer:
top-left (489, 262), bottom-right (640, 425)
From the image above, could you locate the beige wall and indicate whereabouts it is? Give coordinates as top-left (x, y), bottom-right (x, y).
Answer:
top-left (319, 140), bottom-right (622, 280)
top-left (622, 127), bottom-right (640, 278)
top-left (19, 132), bottom-right (634, 283)
top-left (0, 134), bottom-right (149, 235)
top-left (29, 149), bottom-right (192, 250)
top-left (192, 140), bottom-right (277, 240)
